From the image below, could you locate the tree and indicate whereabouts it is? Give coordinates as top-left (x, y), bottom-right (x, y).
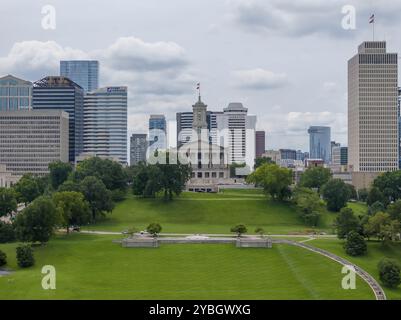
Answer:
top-left (255, 227), bottom-right (265, 238)
top-left (157, 158), bottom-right (192, 201)
top-left (14, 174), bottom-right (41, 205)
top-left (358, 188), bottom-right (369, 202)
top-left (111, 189), bottom-right (127, 202)
top-left (0, 187), bottom-right (17, 218)
top-left (57, 180), bottom-right (81, 193)
top-left (127, 226), bottom-right (138, 238)
top-left (367, 187), bottom-right (387, 207)
top-left (386, 200), bottom-right (401, 222)
top-left (0, 250), bottom-right (6, 267)
top-left (14, 196), bottom-right (60, 244)
top-left (53, 191), bottom-right (91, 234)
top-left (132, 158), bottom-right (191, 200)
top-left (363, 212), bottom-right (400, 242)
top-left (343, 231), bottom-right (367, 257)
top-left (334, 207), bottom-right (360, 239)
top-left (74, 157), bottom-right (127, 191)
top-left (299, 167), bottom-right (332, 191)
top-left (292, 187), bottom-right (322, 227)
top-left (247, 163), bottom-right (292, 201)
top-left (16, 245), bottom-right (35, 268)
top-left (368, 201), bottom-right (385, 216)
top-left (49, 161), bottom-right (73, 190)
top-left (346, 184), bottom-right (357, 200)
top-left (132, 163), bottom-right (161, 198)
top-left (146, 223), bottom-right (162, 237)
top-left (231, 224), bottom-right (247, 237)
top-left (79, 176), bottom-right (114, 222)
top-left (0, 221), bottom-right (16, 243)
top-left (378, 258), bottom-right (401, 288)
top-left (321, 179), bottom-right (351, 212)
top-left (373, 170), bottom-right (401, 202)
top-left (254, 157), bottom-right (274, 170)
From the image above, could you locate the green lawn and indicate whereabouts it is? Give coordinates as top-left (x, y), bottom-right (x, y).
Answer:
top-left (87, 190), bottom-right (340, 234)
top-left (0, 234), bottom-right (374, 300)
top-left (311, 239), bottom-right (401, 300)
top-left (347, 202), bottom-right (368, 216)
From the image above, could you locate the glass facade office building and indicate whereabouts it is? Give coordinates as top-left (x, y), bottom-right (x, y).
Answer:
top-left (60, 60), bottom-right (99, 93)
top-left (149, 115), bottom-right (167, 150)
top-left (0, 75), bottom-right (32, 111)
top-left (308, 126), bottom-right (331, 163)
top-left (32, 76), bottom-right (84, 162)
top-left (84, 87), bottom-right (128, 164)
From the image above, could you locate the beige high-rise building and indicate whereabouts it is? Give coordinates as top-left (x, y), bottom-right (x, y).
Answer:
top-left (0, 110), bottom-right (69, 179)
top-left (348, 41), bottom-right (399, 188)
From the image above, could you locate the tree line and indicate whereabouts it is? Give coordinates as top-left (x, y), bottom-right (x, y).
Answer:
top-left (0, 157), bottom-right (128, 245)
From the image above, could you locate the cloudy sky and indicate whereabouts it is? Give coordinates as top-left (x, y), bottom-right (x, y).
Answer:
top-left (1, 0), bottom-right (401, 151)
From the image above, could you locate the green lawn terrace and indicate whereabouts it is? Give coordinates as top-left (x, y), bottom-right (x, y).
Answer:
top-left (85, 188), bottom-right (367, 235)
top-left (0, 234), bottom-right (374, 300)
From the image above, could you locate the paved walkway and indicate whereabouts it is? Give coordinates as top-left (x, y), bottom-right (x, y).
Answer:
top-left (79, 230), bottom-right (336, 239)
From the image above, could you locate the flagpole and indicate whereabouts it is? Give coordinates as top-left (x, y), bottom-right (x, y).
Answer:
top-left (373, 19), bottom-right (376, 42)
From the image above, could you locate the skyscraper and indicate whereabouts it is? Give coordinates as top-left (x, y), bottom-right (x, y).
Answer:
top-left (32, 76), bottom-right (84, 162)
top-left (149, 115), bottom-right (167, 150)
top-left (308, 126), bottom-right (331, 163)
top-left (255, 131), bottom-right (266, 158)
top-left (216, 103), bottom-right (257, 169)
top-left (348, 41), bottom-right (398, 186)
top-left (130, 134), bottom-right (148, 165)
top-left (331, 141), bottom-right (341, 163)
top-left (84, 87), bottom-right (128, 164)
top-left (398, 87), bottom-right (401, 169)
top-left (176, 112), bottom-right (194, 148)
top-left (0, 75), bottom-right (32, 111)
top-left (60, 60), bottom-right (99, 93)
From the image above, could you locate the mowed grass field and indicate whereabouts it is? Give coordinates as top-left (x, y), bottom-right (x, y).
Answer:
top-left (0, 234), bottom-right (374, 300)
top-left (86, 189), bottom-right (354, 234)
top-left (311, 239), bottom-right (401, 300)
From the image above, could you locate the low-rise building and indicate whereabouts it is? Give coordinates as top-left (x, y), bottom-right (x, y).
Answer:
top-left (0, 110), bottom-right (69, 178)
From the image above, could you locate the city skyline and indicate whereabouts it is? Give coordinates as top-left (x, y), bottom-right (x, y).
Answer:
top-left (2, 1), bottom-right (401, 151)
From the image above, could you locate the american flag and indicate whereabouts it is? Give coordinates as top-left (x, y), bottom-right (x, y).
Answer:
top-left (369, 14), bottom-right (375, 24)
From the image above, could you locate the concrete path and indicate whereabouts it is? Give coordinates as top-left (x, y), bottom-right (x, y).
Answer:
top-left (79, 230), bottom-right (336, 239)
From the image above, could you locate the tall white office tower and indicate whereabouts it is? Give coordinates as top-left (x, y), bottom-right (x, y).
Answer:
top-left (83, 87), bottom-right (128, 165)
top-left (216, 103), bottom-right (256, 170)
top-left (348, 41), bottom-right (399, 188)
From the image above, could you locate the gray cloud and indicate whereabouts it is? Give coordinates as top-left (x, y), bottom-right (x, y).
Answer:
top-left (229, 0), bottom-right (401, 38)
top-left (0, 37), bottom-right (196, 135)
top-left (231, 68), bottom-right (288, 90)
top-left (0, 40), bottom-right (88, 80)
top-left (102, 37), bottom-right (188, 72)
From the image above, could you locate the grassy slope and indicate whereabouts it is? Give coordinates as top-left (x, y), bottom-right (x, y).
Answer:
top-left (0, 234), bottom-right (373, 300)
top-left (311, 239), bottom-right (401, 300)
top-left (87, 189), bottom-right (348, 234)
